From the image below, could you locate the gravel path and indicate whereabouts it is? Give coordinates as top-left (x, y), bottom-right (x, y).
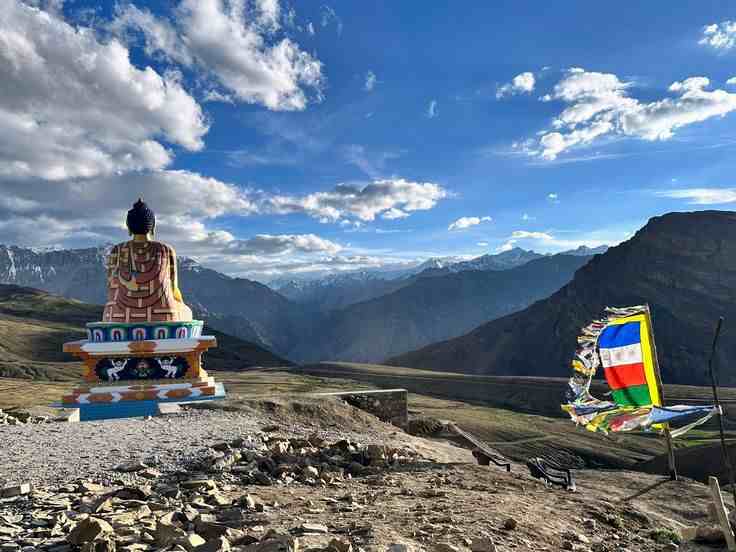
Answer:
top-left (0, 408), bottom-right (267, 488)
top-left (0, 397), bottom-right (449, 489)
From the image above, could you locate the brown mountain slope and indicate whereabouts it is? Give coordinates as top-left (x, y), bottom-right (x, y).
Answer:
top-left (388, 210), bottom-right (736, 386)
top-left (0, 284), bottom-right (290, 381)
top-left (294, 254), bottom-right (592, 363)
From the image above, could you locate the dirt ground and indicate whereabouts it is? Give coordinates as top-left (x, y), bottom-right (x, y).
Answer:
top-left (0, 396), bottom-right (730, 552)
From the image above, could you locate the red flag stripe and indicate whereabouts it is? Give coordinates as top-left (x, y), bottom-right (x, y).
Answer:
top-left (603, 362), bottom-right (647, 390)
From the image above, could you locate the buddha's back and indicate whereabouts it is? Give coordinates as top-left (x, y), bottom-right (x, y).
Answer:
top-left (102, 198), bottom-right (192, 323)
top-left (103, 238), bottom-right (192, 323)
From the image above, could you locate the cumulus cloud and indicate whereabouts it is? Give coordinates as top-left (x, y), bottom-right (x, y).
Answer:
top-left (266, 179), bottom-right (448, 223)
top-left (111, 0), bottom-right (324, 111)
top-left (0, 1), bottom-right (208, 180)
top-left (498, 229), bottom-right (608, 253)
top-left (510, 230), bottom-right (553, 240)
top-left (700, 21), bottom-right (736, 51)
top-left (0, 170), bottom-right (257, 246)
top-left (364, 70), bottom-right (377, 91)
top-left (656, 187), bottom-right (736, 204)
top-left (224, 234), bottom-right (342, 255)
top-left (496, 71), bottom-right (536, 99)
top-left (448, 216), bottom-right (492, 231)
top-left (0, 168), bottom-right (353, 279)
top-left (526, 68), bottom-right (736, 160)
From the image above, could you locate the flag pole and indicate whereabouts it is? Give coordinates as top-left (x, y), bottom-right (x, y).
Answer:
top-left (644, 304), bottom-right (678, 481)
top-left (707, 317), bottom-right (736, 508)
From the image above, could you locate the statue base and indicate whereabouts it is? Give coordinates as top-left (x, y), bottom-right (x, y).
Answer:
top-left (61, 322), bottom-right (226, 421)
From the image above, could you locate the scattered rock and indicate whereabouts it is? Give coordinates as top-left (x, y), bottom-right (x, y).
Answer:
top-left (470, 536), bottom-right (496, 552)
top-left (114, 461), bottom-right (147, 473)
top-left (433, 544), bottom-right (460, 552)
top-left (502, 517), bottom-right (518, 531)
top-left (0, 483), bottom-right (30, 498)
top-left (67, 517), bottom-right (114, 546)
top-left (297, 522), bottom-right (328, 534)
top-left (193, 537), bottom-right (232, 552)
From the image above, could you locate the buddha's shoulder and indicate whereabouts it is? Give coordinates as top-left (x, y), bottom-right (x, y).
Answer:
top-left (150, 240), bottom-right (176, 255)
top-left (111, 240), bottom-right (174, 253)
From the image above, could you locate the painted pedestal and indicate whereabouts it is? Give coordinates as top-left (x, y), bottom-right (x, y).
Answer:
top-left (62, 320), bottom-right (225, 421)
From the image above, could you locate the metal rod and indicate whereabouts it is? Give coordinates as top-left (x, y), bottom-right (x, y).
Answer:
top-left (645, 304), bottom-right (678, 481)
top-left (708, 317), bottom-right (736, 507)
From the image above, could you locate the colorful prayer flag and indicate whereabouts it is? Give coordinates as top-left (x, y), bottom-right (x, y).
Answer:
top-left (598, 314), bottom-right (660, 407)
top-left (562, 305), bottom-right (717, 437)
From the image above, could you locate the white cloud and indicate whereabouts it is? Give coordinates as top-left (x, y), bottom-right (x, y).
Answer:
top-left (727, 77), bottom-right (736, 86)
top-left (656, 187), bottom-right (736, 204)
top-left (111, 0), bottom-right (324, 111)
top-left (511, 230), bottom-right (553, 240)
top-left (0, 169), bottom-right (257, 249)
top-left (266, 178), bottom-right (448, 223)
top-left (0, 1), bottom-right (208, 181)
top-left (547, 193), bottom-right (559, 203)
top-left (224, 234), bottom-right (342, 255)
top-left (381, 208), bottom-right (410, 220)
top-left (427, 100), bottom-right (438, 118)
top-left (700, 21), bottom-right (736, 51)
top-left (496, 71), bottom-right (536, 99)
top-left (448, 216), bottom-right (492, 231)
top-left (521, 213), bottom-right (535, 221)
top-left (320, 5), bottom-right (342, 35)
top-left (497, 229), bottom-right (608, 253)
top-left (525, 68), bottom-right (736, 160)
top-left (477, 241), bottom-right (489, 247)
top-left (364, 70), bottom-right (377, 91)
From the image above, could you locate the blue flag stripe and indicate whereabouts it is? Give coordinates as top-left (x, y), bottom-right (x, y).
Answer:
top-left (598, 321), bottom-right (641, 349)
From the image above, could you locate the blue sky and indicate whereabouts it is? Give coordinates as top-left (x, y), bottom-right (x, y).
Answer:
top-left (3, 0), bottom-right (736, 280)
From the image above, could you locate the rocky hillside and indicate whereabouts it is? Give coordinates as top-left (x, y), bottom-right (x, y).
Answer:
top-left (0, 284), bottom-right (290, 380)
top-left (294, 254), bottom-right (591, 363)
top-left (389, 211), bottom-right (736, 386)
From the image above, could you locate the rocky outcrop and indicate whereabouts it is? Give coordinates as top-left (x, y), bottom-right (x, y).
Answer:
top-left (389, 211), bottom-right (736, 386)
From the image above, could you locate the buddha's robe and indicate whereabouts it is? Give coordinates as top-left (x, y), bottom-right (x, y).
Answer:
top-left (102, 239), bottom-right (192, 323)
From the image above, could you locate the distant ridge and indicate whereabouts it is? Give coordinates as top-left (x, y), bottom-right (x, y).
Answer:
top-left (293, 253), bottom-right (592, 363)
top-left (388, 211), bottom-right (736, 386)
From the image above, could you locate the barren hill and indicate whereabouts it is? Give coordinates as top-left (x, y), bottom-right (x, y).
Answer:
top-left (0, 284), bottom-right (290, 380)
top-left (389, 210), bottom-right (736, 386)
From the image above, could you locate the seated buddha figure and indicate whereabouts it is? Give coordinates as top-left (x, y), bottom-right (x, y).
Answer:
top-left (102, 199), bottom-right (193, 323)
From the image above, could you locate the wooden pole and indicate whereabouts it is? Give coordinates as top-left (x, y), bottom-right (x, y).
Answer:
top-left (710, 476), bottom-right (736, 551)
top-left (707, 317), bottom-right (736, 508)
top-left (644, 304), bottom-right (678, 481)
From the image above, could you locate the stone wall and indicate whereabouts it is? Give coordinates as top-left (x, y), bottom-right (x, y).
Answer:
top-left (314, 389), bottom-right (408, 429)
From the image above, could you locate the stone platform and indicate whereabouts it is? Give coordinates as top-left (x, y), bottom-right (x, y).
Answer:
top-left (62, 329), bottom-right (225, 421)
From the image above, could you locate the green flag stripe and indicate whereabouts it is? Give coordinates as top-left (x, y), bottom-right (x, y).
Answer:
top-left (612, 384), bottom-right (652, 407)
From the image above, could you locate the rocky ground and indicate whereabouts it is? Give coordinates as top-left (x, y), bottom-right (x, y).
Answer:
top-left (0, 397), bottom-right (730, 552)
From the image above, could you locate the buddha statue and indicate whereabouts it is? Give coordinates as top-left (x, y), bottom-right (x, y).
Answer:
top-left (102, 199), bottom-right (193, 323)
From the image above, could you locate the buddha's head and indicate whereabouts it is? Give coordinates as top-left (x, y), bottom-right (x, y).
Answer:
top-left (126, 198), bottom-right (155, 239)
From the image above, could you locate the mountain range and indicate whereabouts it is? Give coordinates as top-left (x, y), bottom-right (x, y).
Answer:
top-left (293, 253), bottom-right (592, 362)
top-left (389, 211), bottom-right (736, 386)
top-left (0, 244), bottom-right (588, 362)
